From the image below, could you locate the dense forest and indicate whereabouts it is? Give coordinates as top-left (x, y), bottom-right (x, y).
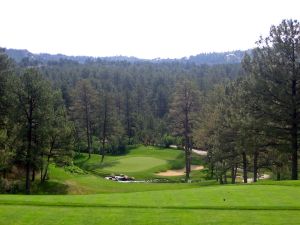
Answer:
top-left (0, 19), bottom-right (299, 193)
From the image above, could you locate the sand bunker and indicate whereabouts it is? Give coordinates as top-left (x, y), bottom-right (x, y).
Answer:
top-left (157, 165), bottom-right (204, 176)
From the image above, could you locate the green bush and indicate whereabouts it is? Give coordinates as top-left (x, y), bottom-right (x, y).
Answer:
top-left (64, 165), bottom-right (86, 175)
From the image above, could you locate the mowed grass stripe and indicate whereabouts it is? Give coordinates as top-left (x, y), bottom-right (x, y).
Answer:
top-left (1, 185), bottom-right (300, 210)
top-left (1, 205), bottom-right (300, 225)
top-left (1, 201), bottom-right (300, 210)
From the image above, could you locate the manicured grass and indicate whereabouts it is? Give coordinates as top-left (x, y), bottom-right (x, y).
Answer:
top-left (74, 145), bottom-right (204, 179)
top-left (46, 165), bottom-right (213, 194)
top-left (1, 206), bottom-right (300, 225)
top-left (1, 183), bottom-right (300, 225)
top-left (96, 156), bottom-right (167, 173)
top-left (1, 184), bottom-right (300, 209)
top-left (30, 145), bottom-right (207, 194)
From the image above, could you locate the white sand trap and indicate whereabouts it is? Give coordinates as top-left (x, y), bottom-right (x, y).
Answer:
top-left (157, 165), bottom-right (204, 176)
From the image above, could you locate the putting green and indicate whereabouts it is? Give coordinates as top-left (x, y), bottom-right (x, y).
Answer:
top-left (100, 156), bottom-right (167, 173)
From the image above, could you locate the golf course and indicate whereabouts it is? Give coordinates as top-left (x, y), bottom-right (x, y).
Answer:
top-left (1, 146), bottom-right (300, 225)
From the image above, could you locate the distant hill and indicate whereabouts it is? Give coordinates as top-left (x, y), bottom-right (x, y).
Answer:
top-left (187, 50), bottom-right (249, 65)
top-left (5, 48), bottom-right (249, 65)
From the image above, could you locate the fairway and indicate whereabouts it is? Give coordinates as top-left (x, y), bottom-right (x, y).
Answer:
top-left (100, 156), bottom-right (167, 173)
top-left (1, 206), bottom-right (300, 225)
top-left (1, 184), bottom-right (300, 225)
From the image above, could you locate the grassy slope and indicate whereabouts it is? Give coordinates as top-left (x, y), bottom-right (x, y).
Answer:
top-left (37, 145), bottom-right (207, 194)
top-left (75, 145), bottom-right (194, 178)
top-left (46, 165), bottom-right (210, 194)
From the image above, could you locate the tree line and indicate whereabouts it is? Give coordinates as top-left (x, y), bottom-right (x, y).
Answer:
top-left (0, 19), bottom-right (299, 193)
top-left (197, 19), bottom-right (300, 183)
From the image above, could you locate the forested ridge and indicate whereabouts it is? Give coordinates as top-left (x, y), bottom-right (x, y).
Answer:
top-left (0, 19), bottom-right (299, 194)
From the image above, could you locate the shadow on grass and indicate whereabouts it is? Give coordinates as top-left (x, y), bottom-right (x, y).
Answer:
top-left (32, 181), bottom-right (69, 195)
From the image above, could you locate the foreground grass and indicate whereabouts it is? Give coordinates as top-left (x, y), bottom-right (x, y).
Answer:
top-left (1, 184), bottom-right (300, 225)
top-left (2, 146), bottom-right (299, 224)
top-left (1, 206), bottom-right (300, 225)
top-left (1, 185), bottom-right (300, 209)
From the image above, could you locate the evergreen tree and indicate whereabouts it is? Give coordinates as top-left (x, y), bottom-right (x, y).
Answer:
top-left (10, 69), bottom-right (53, 193)
top-left (169, 79), bottom-right (200, 182)
top-left (70, 79), bottom-right (97, 158)
top-left (244, 19), bottom-right (300, 180)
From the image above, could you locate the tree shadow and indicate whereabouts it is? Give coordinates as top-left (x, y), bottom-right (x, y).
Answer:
top-left (32, 181), bottom-right (69, 194)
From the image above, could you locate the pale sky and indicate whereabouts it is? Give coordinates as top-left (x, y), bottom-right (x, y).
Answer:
top-left (1, 0), bottom-right (299, 59)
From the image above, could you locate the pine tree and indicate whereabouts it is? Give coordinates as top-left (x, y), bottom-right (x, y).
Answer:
top-left (11, 69), bottom-right (53, 194)
top-left (244, 19), bottom-right (300, 180)
top-left (169, 79), bottom-right (200, 182)
top-left (70, 80), bottom-right (97, 158)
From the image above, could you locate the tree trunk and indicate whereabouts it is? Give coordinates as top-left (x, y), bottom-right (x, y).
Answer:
top-left (25, 101), bottom-right (33, 194)
top-left (253, 150), bottom-right (259, 182)
top-left (101, 97), bottom-right (108, 163)
top-left (41, 139), bottom-right (55, 183)
top-left (231, 165), bottom-right (237, 184)
top-left (210, 164), bottom-right (214, 179)
top-left (291, 44), bottom-right (298, 180)
top-left (40, 152), bottom-right (43, 183)
top-left (84, 100), bottom-right (92, 159)
top-left (292, 116), bottom-right (298, 180)
top-left (276, 167), bottom-right (281, 181)
top-left (31, 169), bottom-right (35, 182)
top-left (242, 151), bottom-right (247, 183)
top-left (224, 172), bottom-right (227, 184)
top-left (184, 146), bottom-right (190, 182)
top-left (219, 175), bottom-right (223, 184)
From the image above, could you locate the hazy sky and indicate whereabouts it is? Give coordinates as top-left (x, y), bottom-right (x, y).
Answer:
top-left (1, 0), bottom-right (299, 59)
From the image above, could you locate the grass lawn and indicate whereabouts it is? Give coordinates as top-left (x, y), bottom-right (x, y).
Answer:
top-left (1, 145), bottom-right (300, 225)
top-left (33, 145), bottom-right (208, 194)
top-left (74, 145), bottom-right (204, 179)
top-left (1, 206), bottom-right (300, 225)
top-left (44, 164), bottom-right (212, 194)
top-left (1, 184), bottom-right (300, 225)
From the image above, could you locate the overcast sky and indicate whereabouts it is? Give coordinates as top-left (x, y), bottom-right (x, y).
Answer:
top-left (1, 0), bottom-right (299, 59)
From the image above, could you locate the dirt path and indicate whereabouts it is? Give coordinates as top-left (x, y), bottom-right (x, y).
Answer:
top-left (157, 165), bottom-right (204, 176)
top-left (237, 174), bottom-right (271, 183)
top-left (192, 149), bottom-right (207, 156)
top-left (169, 145), bottom-right (207, 156)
